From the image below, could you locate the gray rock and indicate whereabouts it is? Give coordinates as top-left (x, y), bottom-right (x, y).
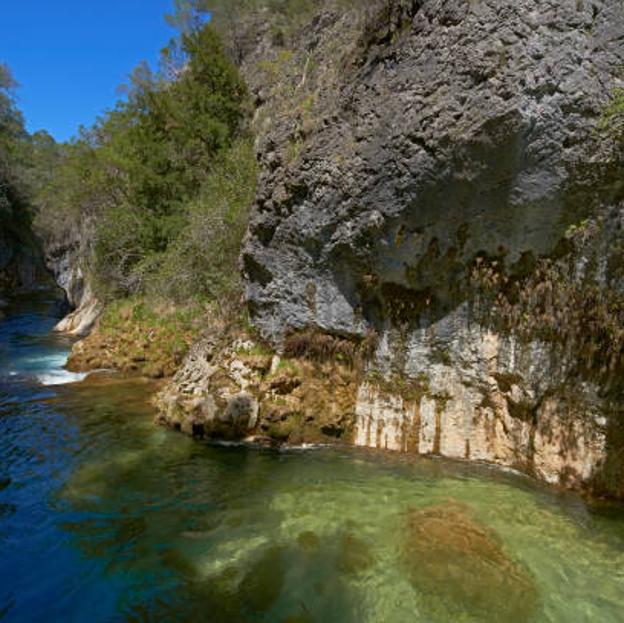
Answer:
top-left (230, 0), bottom-right (624, 492)
top-left (242, 0), bottom-right (624, 343)
top-left (223, 392), bottom-right (259, 431)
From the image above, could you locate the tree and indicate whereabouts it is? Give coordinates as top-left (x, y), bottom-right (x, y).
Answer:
top-left (35, 24), bottom-right (250, 299)
top-left (0, 63), bottom-right (30, 229)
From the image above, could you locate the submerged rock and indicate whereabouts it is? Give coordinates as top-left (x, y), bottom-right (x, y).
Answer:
top-left (297, 530), bottom-right (321, 553)
top-left (337, 532), bottom-right (373, 576)
top-left (401, 502), bottom-right (538, 621)
top-left (239, 545), bottom-right (287, 614)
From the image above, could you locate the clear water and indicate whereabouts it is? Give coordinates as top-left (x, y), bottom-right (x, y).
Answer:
top-left (1, 294), bottom-right (624, 622)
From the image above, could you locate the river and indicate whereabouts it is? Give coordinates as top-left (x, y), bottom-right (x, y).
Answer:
top-left (1, 292), bottom-right (624, 622)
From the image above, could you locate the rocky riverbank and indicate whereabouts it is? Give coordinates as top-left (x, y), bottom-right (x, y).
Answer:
top-left (57, 0), bottom-right (624, 499)
top-left (151, 322), bottom-right (612, 497)
top-left (154, 328), bottom-right (362, 445)
top-left (152, 0), bottom-right (624, 497)
top-left (64, 299), bottom-right (204, 379)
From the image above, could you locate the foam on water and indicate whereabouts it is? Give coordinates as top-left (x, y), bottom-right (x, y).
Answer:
top-left (8, 341), bottom-right (88, 386)
top-left (3, 293), bottom-right (624, 623)
top-left (37, 369), bottom-right (88, 386)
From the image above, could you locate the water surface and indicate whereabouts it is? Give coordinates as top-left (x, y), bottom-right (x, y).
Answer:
top-left (1, 293), bottom-right (624, 622)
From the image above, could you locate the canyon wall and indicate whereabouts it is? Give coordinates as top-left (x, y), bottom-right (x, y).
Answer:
top-left (43, 222), bottom-right (100, 335)
top-left (237, 0), bottom-right (624, 494)
top-left (150, 0), bottom-right (624, 494)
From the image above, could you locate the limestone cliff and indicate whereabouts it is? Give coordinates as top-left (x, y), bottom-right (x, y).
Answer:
top-left (43, 222), bottom-right (100, 336)
top-left (162, 0), bottom-right (624, 495)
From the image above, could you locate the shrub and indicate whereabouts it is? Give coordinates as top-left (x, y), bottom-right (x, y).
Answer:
top-left (283, 329), bottom-right (358, 366)
top-left (143, 138), bottom-right (257, 307)
top-left (34, 24), bottom-right (251, 303)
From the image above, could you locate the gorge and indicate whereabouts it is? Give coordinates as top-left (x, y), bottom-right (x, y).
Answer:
top-left (3, 0), bottom-right (624, 621)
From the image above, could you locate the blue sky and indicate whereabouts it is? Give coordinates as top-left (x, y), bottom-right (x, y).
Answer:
top-left (0, 1), bottom-right (177, 142)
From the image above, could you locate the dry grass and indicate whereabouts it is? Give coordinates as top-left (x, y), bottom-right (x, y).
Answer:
top-left (283, 329), bottom-right (358, 366)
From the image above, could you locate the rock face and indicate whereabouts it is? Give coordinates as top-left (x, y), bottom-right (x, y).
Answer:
top-left (243, 0), bottom-right (624, 341)
top-left (218, 0), bottom-right (624, 494)
top-left (353, 334), bottom-right (607, 488)
top-left (45, 240), bottom-right (85, 310)
top-left (155, 332), bottom-right (359, 445)
top-left (53, 293), bottom-right (100, 336)
top-left (44, 234), bottom-right (100, 336)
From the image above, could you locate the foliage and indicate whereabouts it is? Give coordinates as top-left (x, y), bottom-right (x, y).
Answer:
top-left (0, 64), bottom-right (27, 224)
top-left (0, 64), bottom-right (58, 247)
top-left (80, 297), bottom-right (206, 378)
top-left (143, 138), bottom-right (257, 305)
top-left (168, 0), bottom-right (318, 31)
top-left (34, 24), bottom-right (251, 302)
top-left (598, 87), bottom-right (624, 144)
top-left (283, 329), bottom-right (360, 367)
top-left (33, 138), bottom-right (99, 243)
top-left (167, 0), bottom-right (360, 57)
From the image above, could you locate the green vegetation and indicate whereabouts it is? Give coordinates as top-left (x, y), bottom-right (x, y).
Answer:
top-left (67, 297), bottom-right (205, 377)
top-left (0, 64), bottom-right (58, 251)
top-left (598, 87), bottom-right (624, 144)
top-left (235, 342), bottom-right (273, 357)
top-left (0, 63), bottom-right (30, 250)
top-left (275, 358), bottom-right (300, 374)
top-left (34, 24), bottom-right (253, 306)
top-left (169, 1), bottom-right (319, 37)
top-left (141, 139), bottom-right (257, 303)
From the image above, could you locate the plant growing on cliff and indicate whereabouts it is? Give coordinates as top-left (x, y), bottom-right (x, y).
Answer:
top-left (599, 88), bottom-right (624, 144)
top-left (470, 251), bottom-right (624, 387)
top-left (465, 87), bottom-right (624, 387)
top-left (143, 138), bottom-right (257, 305)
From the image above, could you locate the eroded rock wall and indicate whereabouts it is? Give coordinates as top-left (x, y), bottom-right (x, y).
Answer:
top-left (354, 325), bottom-right (607, 488)
top-left (157, 0), bottom-right (624, 495)
top-left (243, 0), bottom-right (624, 341)
top-left (44, 225), bottom-right (100, 336)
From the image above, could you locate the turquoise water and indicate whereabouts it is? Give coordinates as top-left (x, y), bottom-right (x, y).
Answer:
top-left (1, 293), bottom-right (624, 622)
